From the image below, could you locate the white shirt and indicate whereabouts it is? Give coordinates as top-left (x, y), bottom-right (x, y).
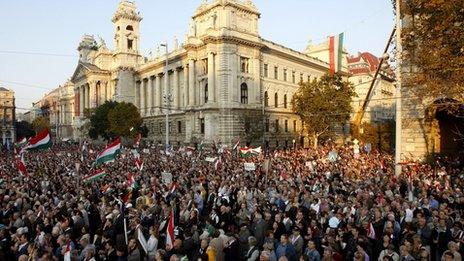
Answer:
top-left (147, 235), bottom-right (158, 255)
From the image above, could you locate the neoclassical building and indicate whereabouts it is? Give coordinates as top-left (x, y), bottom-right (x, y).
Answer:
top-left (69, 0), bottom-right (345, 148)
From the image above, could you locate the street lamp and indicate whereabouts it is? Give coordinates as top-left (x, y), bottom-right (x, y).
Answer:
top-left (160, 43), bottom-right (170, 153)
top-left (292, 139), bottom-right (296, 150)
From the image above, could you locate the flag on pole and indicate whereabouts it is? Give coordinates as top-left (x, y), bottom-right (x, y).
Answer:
top-left (15, 137), bottom-right (27, 148)
top-left (367, 223), bottom-right (376, 239)
top-left (166, 207), bottom-right (175, 247)
top-left (127, 172), bottom-right (138, 190)
top-left (83, 169), bottom-right (107, 182)
top-left (214, 157), bottom-right (222, 171)
top-left (26, 129), bottom-right (51, 150)
top-left (328, 33), bottom-right (344, 74)
top-left (279, 169), bottom-right (287, 181)
top-left (63, 240), bottom-right (71, 261)
top-left (232, 139), bottom-right (240, 151)
top-left (239, 147), bottom-right (262, 158)
top-left (96, 138), bottom-right (121, 165)
top-left (16, 154), bottom-right (28, 176)
top-left (134, 133), bottom-right (142, 148)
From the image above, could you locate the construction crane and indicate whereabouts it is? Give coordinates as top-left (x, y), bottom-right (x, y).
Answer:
top-left (353, 27), bottom-right (397, 132)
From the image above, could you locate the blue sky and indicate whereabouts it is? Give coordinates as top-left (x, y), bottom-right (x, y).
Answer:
top-left (0, 0), bottom-right (394, 110)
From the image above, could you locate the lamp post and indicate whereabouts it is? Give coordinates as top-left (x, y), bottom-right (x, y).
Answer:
top-left (160, 43), bottom-right (170, 153)
top-left (292, 139), bottom-right (296, 150)
top-left (395, 0), bottom-right (403, 176)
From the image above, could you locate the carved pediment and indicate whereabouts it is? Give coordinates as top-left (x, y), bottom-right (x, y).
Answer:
top-left (71, 62), bottom-right (108, 83)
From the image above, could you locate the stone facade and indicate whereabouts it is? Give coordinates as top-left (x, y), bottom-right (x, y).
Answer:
top-left (58, 81), bottom-right (75, 139)
top-left (65, 0), bottom-right (344, 148)
top-left (0, 86), bottom-right (15, 146)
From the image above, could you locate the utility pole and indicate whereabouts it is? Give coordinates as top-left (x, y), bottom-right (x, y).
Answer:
top-left (395, 0), bottom-right (403, 176)
top-left (161, 43), bottom-right (170, 153)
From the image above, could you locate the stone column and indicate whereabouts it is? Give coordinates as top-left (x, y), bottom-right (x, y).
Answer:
top-left (135, 81), bottom-right (141, 109)
top-left (183, 66), bottom-right (188, 107)
top-left (85, 84), bottom-right (90, 109)
top-left (173, 69), bottom-right (179, 109)
top-left (188, 59), bottom-right (195, 106)
top-left (155, 75), bottom-right (161, 114)
top-left (141, 79), bottom-right (147, 116)
top-left (147, 76), bottom-right (154, 116)
top-left (90, 82), bottom-right (97, 108)
top-left (79, 86), bottom-right (84, 116)
top-left (207, 52), bottom-right (215, 103)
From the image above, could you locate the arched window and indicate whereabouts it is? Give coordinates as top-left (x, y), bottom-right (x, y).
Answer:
top-left (204, 84), bottom-right (208, 103)
top-left (240, 83), bottom-right (248, 104)
top-left (284, 94), bottom-right (287, 108)
top-left (264, 91), bottom-right (269, 107)
top-left (126, 25), bottom-right (134, 31)
top-left (274, 92), bottom-right (278, 108)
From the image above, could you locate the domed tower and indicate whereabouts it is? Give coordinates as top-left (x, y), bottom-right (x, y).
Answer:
top-left (112, 0), bottom-right (142, 53)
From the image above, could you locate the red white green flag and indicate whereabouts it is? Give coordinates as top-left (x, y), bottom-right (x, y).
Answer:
top-left (83, 169), bottom-right (107, 182)
top-left (166, 207), bottom-right (175, 247)
top-left (26, 129), bottom-right (51, 150)
top-left (239, 146), bottom-right (262, 158)
top-left (96, 138), bottom-right (121, 165)
top-left (16, 154), bottom-right (28, 176)
top-left (329, 33), bottom-right (344, 74)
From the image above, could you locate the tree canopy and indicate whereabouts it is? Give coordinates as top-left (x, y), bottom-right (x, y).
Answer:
top-left (15, 120), bottom-right (35, 139)
top-left (32, 116), bottom-right (50, 133)
top-left (88, 101), bottom-right (118, 140)
top-left (292, 74), bottom-right (355, 147)
top-left (88, 101), bottom-right (144, 140)
top-left (399, 0), bottom-right (464, 103)
top-left (107, 102), bottom-right (143, 139)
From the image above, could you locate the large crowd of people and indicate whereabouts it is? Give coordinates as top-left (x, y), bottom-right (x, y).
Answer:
top-left (0, 140), bottom-right (463, 261)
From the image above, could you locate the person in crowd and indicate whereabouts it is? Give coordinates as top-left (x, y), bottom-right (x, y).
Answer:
top-left (0, 141), bottom-right (462, 261)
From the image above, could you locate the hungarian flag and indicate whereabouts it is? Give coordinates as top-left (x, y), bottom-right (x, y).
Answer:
top-left (96, 138), bottom-right (121, 165)
top-left (83, 169), bottom-right (107, 182)
top-left (214, 157), bottom-right (222, 171)
top-left (16, 154), bottom-right (28, 176)
top-left (134, 133), bottom-right (141, 148)
top-left (367, 223), bottom-right (376, 240)
top-left (232, 139), bottom-right (240, 150)
top-left (63, 240), bottom-right (71, 261)
top-left (26, 129), bottom-right (51, 150)
top-left (166, 207), bottom-right (175, 247)
top-left (169, 182), bottom-right (177, 194)
top-left (127, 172), bottom-right (138, 190)
top-left (328, 33), bottom-right (344, 74)
top-left (239, 147), bottom-right (262, 157)
top-left (135, 157), bottom-right (144, 171)
top-left (15, 137), bottom-right (27, 148)
top-left (279, 169), bottom-right (288, 181)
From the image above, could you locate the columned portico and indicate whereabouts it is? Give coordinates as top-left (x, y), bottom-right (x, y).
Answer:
top-left (188, 59), bottom-right (195, 107)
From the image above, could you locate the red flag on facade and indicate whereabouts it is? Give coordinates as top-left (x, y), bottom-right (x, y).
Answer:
top-left (166, 207), bottom-right (175, 247)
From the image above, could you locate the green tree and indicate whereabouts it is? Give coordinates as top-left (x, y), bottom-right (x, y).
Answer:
top-left (32, 116), bottom-right (50, 133)
top-left (107, 102), bottom-right (143, 138)
top-left (238, 109), bottom-right (267, 146)
top-left (292, 74), bottom-right (355, 148)
top-left (88, 101), bottom-right (118, 140)
top-left (15, 120), bottom-right (35, 139)
top-left (394, 0), bottom-right (464, 106)
top-left (352, 121), bottom-right (395, 152)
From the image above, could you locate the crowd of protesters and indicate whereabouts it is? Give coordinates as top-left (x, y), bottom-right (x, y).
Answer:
top-left (0, 140), bottom-right (463, 261)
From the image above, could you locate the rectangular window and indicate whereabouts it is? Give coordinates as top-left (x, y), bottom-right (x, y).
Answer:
top-left (285, 120), bottom-right (288, 132)
top-left (275, 119), bottom-right (279, 133)
top-left (240, 83), bottom-right (248, 104)
top-left (283, 69), bottom-right (287, 81)
top-left (264, 64), bottom-right (269, 77)
top-left (265, 119), bottom-right (270, 132)
top-left (307, 75), bottom-right (311, 82)
top-left (293, 120), bottom-right (297, 132)
top-left (292, 71), bottom-right (296, 83)
top-left (240, 57), bottom-right (250, 73)
top-left (274, 66), bottom-right (278, 80)
top-left (300, 73), bottom-right (304, 83)
top-left (127, 39), bottom-right (133, 50)
top-left (200, 118), bottom-right (205, 134)
top-left (159, 122), bottom-right (163, 134)
top-left (177, 121), bottom-right (182, 133)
